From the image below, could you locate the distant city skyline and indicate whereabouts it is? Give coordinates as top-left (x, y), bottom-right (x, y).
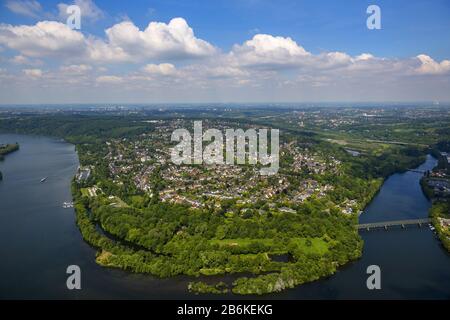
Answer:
top-left (0, 0), bottom-right (449, 104)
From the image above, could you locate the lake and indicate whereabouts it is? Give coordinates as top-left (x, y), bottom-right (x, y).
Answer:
top-left (0, 134), bottom-right (449, 299)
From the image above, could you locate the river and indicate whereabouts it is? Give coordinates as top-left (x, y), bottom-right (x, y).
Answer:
top-left (0, 134), bottom-right (449, 299)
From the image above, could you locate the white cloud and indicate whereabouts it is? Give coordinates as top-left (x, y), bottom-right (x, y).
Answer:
top-left (0, 17), bottom-right (449, 103)
top-left (85, 37), bottom-right (129, 62)
top-left (178, 63), bottom-right (249, 81)
top-left (57, 0), bottom-right (104, 22)
top-left (11, 54), bottom-right (29, 64)
top-left (99, 18), bottom-right (217, 62)
top-left (0, 21), bottom-right (85, 57)
top-left (416, 54), bottom-right (450, 75)
top-left (203, 66), bottom-right (248, 78)
top-left (60, 64), bottom-right (92, 74)
top-left (0, 18), bottom-right (216, 63)
top-left (230, 34), bottom-right (310, 67)
top-left (5, 0), bottom-right (42, 18)
top-left (96, 75), bottom-right (122, 84)
top-left (23, 68), bottom-right (42, 77)
top-left (355, 53), bottom-right (374, 61)
top-left (10, 54), bottom-right (42, 65)
top-left (143, 63), bottom-right (177, 76)
top-left (229, 34), bottom-right (357, 71)
top-left (323, 52), bottom-right (352, 66)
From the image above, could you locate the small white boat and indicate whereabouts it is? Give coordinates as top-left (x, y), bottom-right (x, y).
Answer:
top-left (62, 201), bottom-right (74, 208)
top-left (40, 177), bottom-right (47, 183)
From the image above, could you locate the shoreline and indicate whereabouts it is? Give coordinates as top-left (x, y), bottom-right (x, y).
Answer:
top-left (418, 152), bottom-right (450, 252)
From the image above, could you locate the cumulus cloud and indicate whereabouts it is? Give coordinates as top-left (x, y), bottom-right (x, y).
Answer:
top-left (0, 21), bottom-right (85, 57)
top-left (5, 0), bottom-right (42, 18)
top-left (143, 63), bottom-right (177, 76)
top-left (202, 66), bottom-right (248, 78)
top-left (84, 38), bottom-right (128, 62)
top-left (11, 54), bottom-right (30, 64)
top-left (57, 0), bottom-right (104, 22)
top-left (229, 34), bottom-right (359, 71)
top-left (0, 16), bottom-right (449, 103)
top-left (231, 34), bottom-right (310, 67)
top-left (416, 54), bottom-right (450, 75)
top-left (95, 75), bottom-right (122, 84)
top-left (355, 53), bottom-right (375, 61)
top-left (0, 18), bottom-right (216, 63)
top-left (100, 18), bottom-right (217, 61)
top-left (10, 54), bottom-right (42, 65)
top-left (324, 52), bottom-right (352, 65)
top-left (23, 68), bottom-right (42, 77)
top-left (60, 64), bottom-right (92, 74)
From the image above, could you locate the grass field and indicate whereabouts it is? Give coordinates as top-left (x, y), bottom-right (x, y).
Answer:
top-left (109, 196), bottom-right (128, 208)
top-left (210, 237), bottom-right (330, 256)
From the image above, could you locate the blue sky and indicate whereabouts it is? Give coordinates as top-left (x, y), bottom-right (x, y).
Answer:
top-left (2, 0), bottom-right (449, 58)
top-left (0, 0), bottom-right (449, 103)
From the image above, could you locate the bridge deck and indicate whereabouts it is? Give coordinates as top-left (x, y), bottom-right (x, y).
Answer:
top-left (407, 169), bottom-right (426, 174)
top-left (357, 218), bottom-right (431, 230)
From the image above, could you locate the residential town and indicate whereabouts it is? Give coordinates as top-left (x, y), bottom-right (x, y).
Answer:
top-left (83, 119), bottom-right (358, 216)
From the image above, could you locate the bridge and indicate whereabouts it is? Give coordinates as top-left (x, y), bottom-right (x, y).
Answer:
top-left (357, 218), bottom-right (431, 231)
top-left (407, 169), bottom-right (427, 174)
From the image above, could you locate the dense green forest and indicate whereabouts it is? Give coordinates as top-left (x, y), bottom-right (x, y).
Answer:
top-left (72, 181), bottom-right (363, 294)
top-left (0, 115), bottom-right (151, 144)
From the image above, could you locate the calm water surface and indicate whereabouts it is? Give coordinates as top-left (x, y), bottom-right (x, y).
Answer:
top-left (0, 134), bottom-right (449, 299)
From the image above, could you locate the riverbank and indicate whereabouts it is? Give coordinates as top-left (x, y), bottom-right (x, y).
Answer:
top-left (429, 202), bottom-right (450, 252)
top-left (419, 151), bottom-right (450, 252)
top-left (420, 178), bottom-right (450, 252)
top-left (0, 142), bottom-right (19, 180)
top-left (0, 142), bottom-right (19, 158)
